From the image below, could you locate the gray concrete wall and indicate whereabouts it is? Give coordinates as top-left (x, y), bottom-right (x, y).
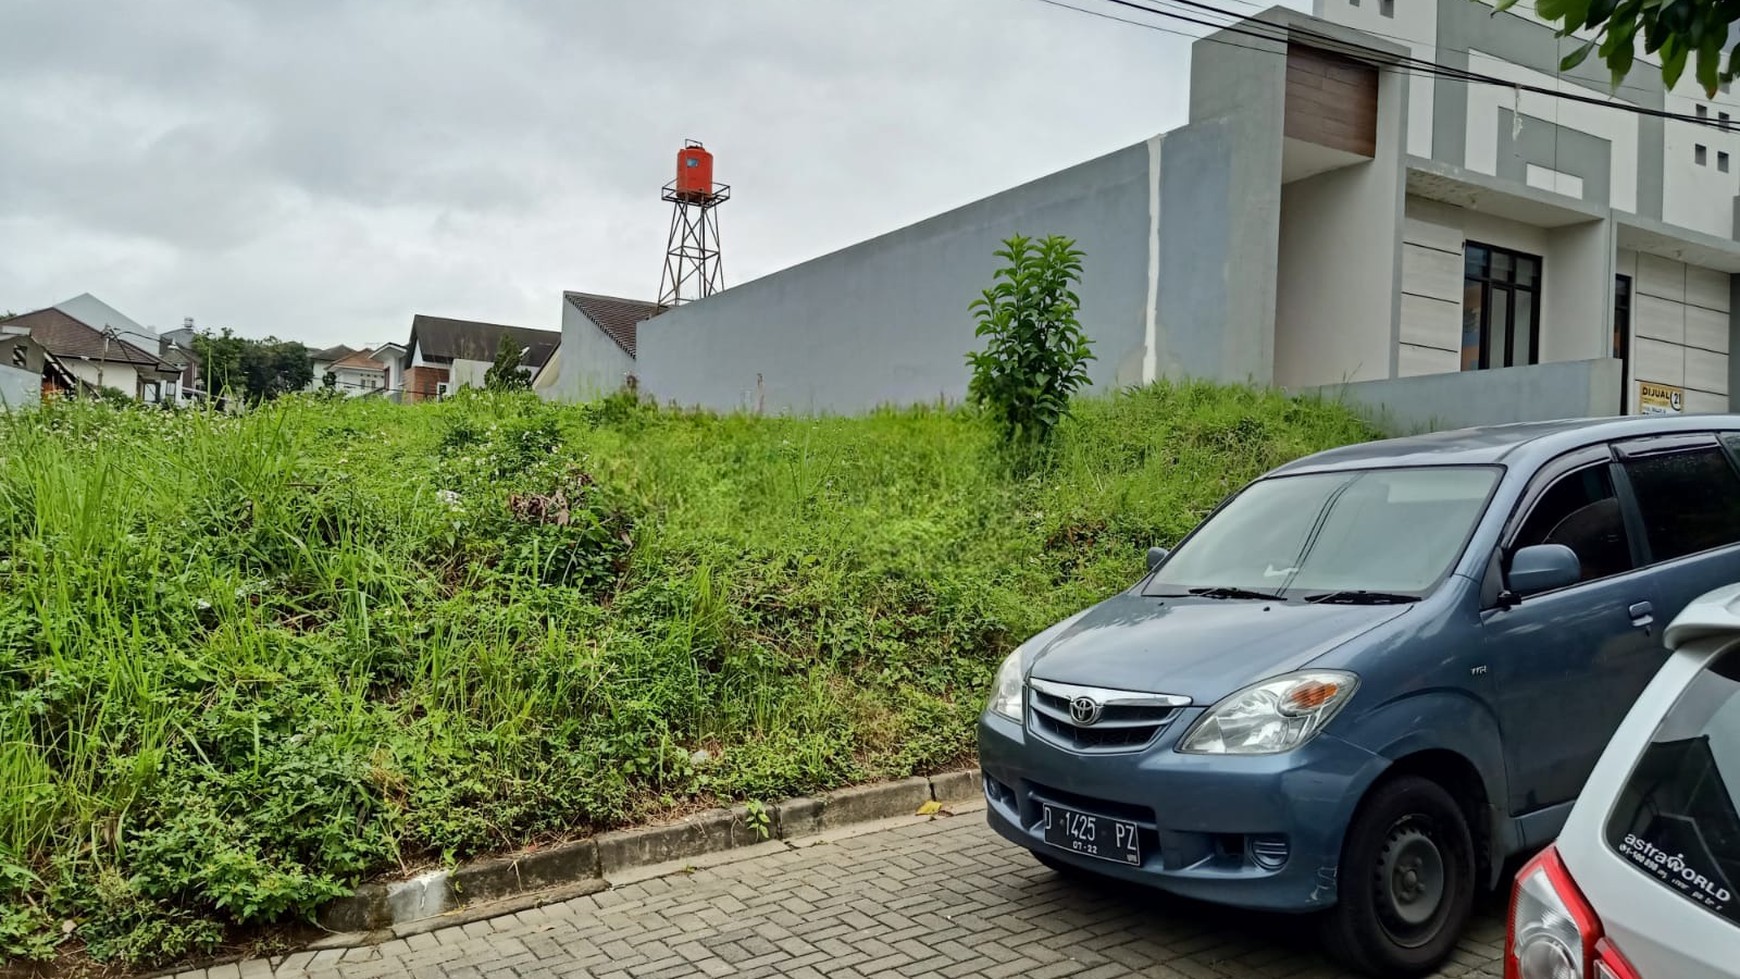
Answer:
top-left (0, 364), bottom-right (39, 410)
top-left (1177, 21), bottom-right (1287, 386)
top-left (1542, 218), bottom-right (1615, 363)
top-left (637, 141), bottom-right (1156, 414)
top-left (550, 302), bottom-right (636, 402)
top-left (1275, 64), bottom-right (1410, 388)
top-left (1314, 357), bottom-right (1624, 434)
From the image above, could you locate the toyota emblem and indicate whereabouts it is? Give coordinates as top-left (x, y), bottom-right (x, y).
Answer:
top-left (1068, 695), bottom-right (1103, 726)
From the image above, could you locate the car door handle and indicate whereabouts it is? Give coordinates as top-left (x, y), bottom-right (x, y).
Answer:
top-left (1629, 601), bottom-right (1655, 626)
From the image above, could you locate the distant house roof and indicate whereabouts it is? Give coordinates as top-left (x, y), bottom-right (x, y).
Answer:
top-left (3, 307), bottom-right (168, 369)
top-left (330, 348), bottom-right (386, 371)
top-left (563, 292), bottom-right (664, 358)
top-left (312, 344), bottom-right (356, 363)
top-left (408, 315), bottom-right (560, 368)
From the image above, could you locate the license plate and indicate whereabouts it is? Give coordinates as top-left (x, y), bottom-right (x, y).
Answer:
top-left (1040, 802), bottom-right (1141, 866)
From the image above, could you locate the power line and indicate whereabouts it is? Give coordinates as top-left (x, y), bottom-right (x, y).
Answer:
top-left (1147, 0), bottom-right (1737, 128)
top-left (1060, 0), bottom-right (1736, 131)
top-left (1183, 0), bottom-right (1736, 108)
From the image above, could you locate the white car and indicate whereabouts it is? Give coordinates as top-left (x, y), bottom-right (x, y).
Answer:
top-left (1506, 583), bottom-right (1740, 978)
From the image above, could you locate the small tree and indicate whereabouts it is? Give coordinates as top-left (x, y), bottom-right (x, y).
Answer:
top-left (485, 336), bottom-right (531, 393)
top-left (966, 234), bottom-right (1094, 455)
top-left (321, 370), bottom-right (338, 390)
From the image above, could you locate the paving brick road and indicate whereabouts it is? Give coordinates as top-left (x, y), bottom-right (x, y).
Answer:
top-left (225, 803), bottom-right (1504, 979)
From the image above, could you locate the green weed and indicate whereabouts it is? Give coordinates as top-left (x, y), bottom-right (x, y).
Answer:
top-left (0, 382), bottom-right (1374, 965)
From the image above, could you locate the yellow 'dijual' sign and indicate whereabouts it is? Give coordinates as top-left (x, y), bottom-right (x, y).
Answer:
top-left (1638, 381), bottom-right (1685, 415)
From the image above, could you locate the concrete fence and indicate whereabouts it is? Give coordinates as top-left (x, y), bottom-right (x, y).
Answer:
top-left (0, 363), bottom-right (39, 410)
top-left (1312, 357), bottom-right (1626, 434)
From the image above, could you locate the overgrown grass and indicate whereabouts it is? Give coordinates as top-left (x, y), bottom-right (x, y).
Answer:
top-left (0, 382), bottom-right (1375, 967)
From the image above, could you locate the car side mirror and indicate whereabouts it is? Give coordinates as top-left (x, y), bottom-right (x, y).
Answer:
top-left (1146, 547), bottom-right (1169, 572)
top-left (1507, 544), bottom-right (1580, 597)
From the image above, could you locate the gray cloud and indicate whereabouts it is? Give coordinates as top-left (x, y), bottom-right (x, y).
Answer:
top-left (0, 0), bottom-right (1304, 345)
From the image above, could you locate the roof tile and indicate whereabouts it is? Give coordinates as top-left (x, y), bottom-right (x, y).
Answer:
top-left (563, 292), bottom-right (664, 358)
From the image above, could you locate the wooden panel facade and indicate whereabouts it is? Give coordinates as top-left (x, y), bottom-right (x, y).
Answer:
top-left (1284, 43), bottom-right (1378, 158)
top-left (405, 364), bottom-right (449, 403)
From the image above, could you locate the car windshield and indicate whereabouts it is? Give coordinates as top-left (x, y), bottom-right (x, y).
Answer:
top-left (1605, 648), bottom-right (1740, 927)
top-left (1146, 466), bottom-right (1499, 599)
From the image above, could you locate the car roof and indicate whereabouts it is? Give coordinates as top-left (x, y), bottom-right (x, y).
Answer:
top-left (1270, 414), bottom-right (1740, 476)
top-left (1665, 582), bottom-right (1740, 649)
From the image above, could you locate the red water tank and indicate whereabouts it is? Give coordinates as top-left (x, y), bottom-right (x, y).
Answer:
top-left (675, 143), bottom-right (714, 200)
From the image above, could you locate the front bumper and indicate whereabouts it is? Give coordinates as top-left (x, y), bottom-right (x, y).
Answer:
top-left (977, 707), bottom-right (1386, 912)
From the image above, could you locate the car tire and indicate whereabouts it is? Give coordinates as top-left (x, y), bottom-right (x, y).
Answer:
top-left (1323, 775), bottom-right (1475, 978)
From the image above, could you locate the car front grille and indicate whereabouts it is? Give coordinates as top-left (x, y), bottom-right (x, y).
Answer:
top-left (1026, 679), bottom-right (1187, 753)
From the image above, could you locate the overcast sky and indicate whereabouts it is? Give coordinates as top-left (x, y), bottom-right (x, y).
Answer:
top-left (1, 0), bottom-right (1305, 349)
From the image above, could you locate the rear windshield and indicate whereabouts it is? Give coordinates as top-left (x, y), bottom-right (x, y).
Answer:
top-left (1605, 647), bottom-right (1740, 926)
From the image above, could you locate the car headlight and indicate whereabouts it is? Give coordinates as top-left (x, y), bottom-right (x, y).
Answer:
top-left (987, 649), bottom-right (1025, 722)
top-left (1177, 670), bottom-right (1358, 755)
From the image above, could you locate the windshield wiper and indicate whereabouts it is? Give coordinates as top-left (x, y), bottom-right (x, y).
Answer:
top-left (1303, 590), bottom-right (1420, 605)
top-left (1188, 586), bottom-right (1286, 601)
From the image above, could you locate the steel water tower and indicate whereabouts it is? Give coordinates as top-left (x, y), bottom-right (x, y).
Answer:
top-left (658, 140), bottom-right (730, 306)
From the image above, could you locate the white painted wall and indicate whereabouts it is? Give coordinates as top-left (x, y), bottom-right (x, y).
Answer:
top-left (1276, 127), bottom-right (1408, 386)
top-left (1464, 51), bottom-right (1640, 213)
top-left (1274, 44), bottom-right (1409, 390)
top-left (333, 366), bottom-right (386, 396)
top-left (374, 349), bottom-right (405, 393)
top-left (1662, 81), bottom-right (1740, 238)
top-left (1543, 219), bottom-right (1613, 364)
top-left (65, 360), bottom-right (139, 397)
top-left (450, 358), bottom-right (489, 390)
top-left (1619, 248), bottom-right (1731, 413)
top-left (547, 301), bottom-right (636, 402)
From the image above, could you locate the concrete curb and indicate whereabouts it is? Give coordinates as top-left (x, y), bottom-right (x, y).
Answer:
top-left (313, 767), bottom-right (979, 936)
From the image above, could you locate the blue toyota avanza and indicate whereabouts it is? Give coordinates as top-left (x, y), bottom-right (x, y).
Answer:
top-left (979, 416), bottom-right (1740, 976)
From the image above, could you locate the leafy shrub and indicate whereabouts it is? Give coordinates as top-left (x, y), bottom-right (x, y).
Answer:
top-left (966, 234), bottom-right (1095, 457)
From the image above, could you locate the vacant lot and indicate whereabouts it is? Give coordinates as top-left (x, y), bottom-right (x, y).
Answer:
top-left (0, 383), bottom-right (1373, 966)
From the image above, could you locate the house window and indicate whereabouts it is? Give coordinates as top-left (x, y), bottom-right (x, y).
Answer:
top-left (1462, 242), bottom-right (1542, 372)
top-left (1697, 144), bottom-right (1709, 165)
top-left (1378, 0), bottom-right (1394, 14)
top-left (1722, 111), bottom-right (1731, 130)
top-left (1723, 151), bottom-right (1732, 173)
top-left (9, 345), bottom-right (24, 368)
top-left (1698, 104), bottom-right (1709, 118)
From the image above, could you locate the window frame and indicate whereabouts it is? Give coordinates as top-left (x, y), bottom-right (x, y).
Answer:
top-left (1612, 434), bottom-right (1740, 566)
top-left (1492, 444), bottom-right (1647, 605)
top-left (1463, 241), bottom-right (1544, 372)
top-left (1615, 273), bottom-right (1633, 411)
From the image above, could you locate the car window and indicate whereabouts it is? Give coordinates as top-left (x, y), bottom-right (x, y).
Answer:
top-left (1511, 464), bottom-right (1632, 583)
top-left (1606, 647), bottom-right (1740, 927)
top-left (1622, 448), bottom-right (1740, 562)
top-left (1146, 466), bottom-right (1498, 598)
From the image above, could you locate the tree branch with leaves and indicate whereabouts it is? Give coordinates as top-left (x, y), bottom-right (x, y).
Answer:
top-left (1504, 0), bottom-right (1740, 95)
